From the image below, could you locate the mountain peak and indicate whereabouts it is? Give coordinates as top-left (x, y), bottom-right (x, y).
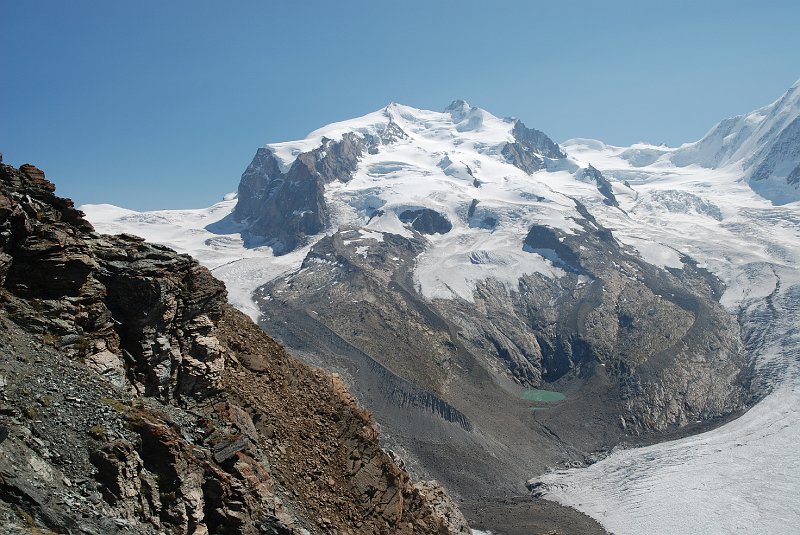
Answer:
top-left (444, 99), bottom-right (472, 120)
top-left (664, 79), bottom-right (800, 203)
top-left (772, 78), bottom-right (800, 110)
top-left (445, 99), bottom-right (471, 111)
top-left (786, 79), bottom-right (800, 103)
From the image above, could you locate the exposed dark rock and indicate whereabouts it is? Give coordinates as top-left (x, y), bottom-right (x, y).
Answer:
top-left (377, 119), bottom-right (409, 145)
top-left (465, 200), bottom-right (498, 230)
top-left (398, 208), bottom-right (453, 235)
top-left (750, 116), bottom-right (800, 186)
top-left (502, 142), bottom-right (547, 174)
top-left (788, 162), bottom-right (800, 185)
top-left (583, 165), bottom-right (619, 207)
top-left (467, 199), bottom-right (479, 219)
top-left (502, 120), bottom-right (566, 174)
top-left (233, 124), bottom-right (409, 254)
top-left (232, 146), bottom-right (330, 254)
top-left (510, 121), bottom-right (566, 160)
top-left (231, 132), bottom-right (371, 253)
top-left (254, 191), bottom-right (750, 513)
top-left (231, 147), bottom-right (284, 227)
top-left (524, 225), bottom-right (584, 273)
top-left (515, 204), bottom-right (748, 428)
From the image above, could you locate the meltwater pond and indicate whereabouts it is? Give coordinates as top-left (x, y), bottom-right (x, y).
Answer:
top-left (519, 389), bottom-right (566, 402)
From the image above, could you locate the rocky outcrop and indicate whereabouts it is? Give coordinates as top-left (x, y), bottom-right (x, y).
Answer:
top-left (435, 198), bottom-right (749, 435)
top-left (0, 162), bottom-right (467, 534)
top-left (415, 481), bottom-right (472, 535)
top-left (502, 120), bottom-right (566, 174)
top-left (398, 208), bottom-right (453, 235)
top-left (748, 115), bottom-right (800, 201)
top-left (254, 195), bottom-right (751, 500)
top-left (233, 125), bottom-right (409, 254)
top-left (1, 163), bottom-right (230, 401)
top-left (232, 147), bottom-right (284, 229)
top-left (581, 165), bottom-right (619, 207)
top-left (510, 121), bottom-right (566, 160)
top-left (233, 146), bottom-right (330, 254)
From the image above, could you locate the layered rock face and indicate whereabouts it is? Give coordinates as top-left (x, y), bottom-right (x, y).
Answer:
top-left (502, 120), bottom-right (566, 174)
top-left (0, 163), bottom-right (469, 534)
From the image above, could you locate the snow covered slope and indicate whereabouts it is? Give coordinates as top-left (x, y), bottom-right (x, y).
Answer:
top-left (87, 100), bottom-right (606, 309)
top-left (671, 80), bottom-right (800, 192)
top-left (228, 100), bottom-right (632, 304)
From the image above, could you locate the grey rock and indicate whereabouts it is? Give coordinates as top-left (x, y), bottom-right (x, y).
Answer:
top-left (254, 196), bottom-right (750, 502)
top-left (233, 132), bottom-right (381, 254)
top-left (0, 161), bottom-right (471, 535)
top-left (212, 436), bottom-right (250, 463)
top-left (582, 165), bottom-right (619, 207)
top-left (502, 120), bottom-right (566, 174)
top-left (398, 208), bottom-right (452, 235)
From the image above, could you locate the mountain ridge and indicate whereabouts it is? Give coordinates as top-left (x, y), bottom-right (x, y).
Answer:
top-left (564, 80), bottom-right (800, 204)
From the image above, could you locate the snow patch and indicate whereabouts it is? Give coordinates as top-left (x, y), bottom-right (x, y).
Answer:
top-left (617, 236), bottom-right (683, 269)
top-left (415, 232), bottom-right (564, 302)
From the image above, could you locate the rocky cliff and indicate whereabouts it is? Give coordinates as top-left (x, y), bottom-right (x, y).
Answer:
top-left (233, 123), bottom-right (407, 254)
top-left (256, 204), bottom-right (750, 502)
top-left (0, 162), bottom-right (472, 534)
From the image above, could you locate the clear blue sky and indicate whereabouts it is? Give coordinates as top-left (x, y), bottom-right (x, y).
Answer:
top-left (2, 0), bottom-right (798, 210)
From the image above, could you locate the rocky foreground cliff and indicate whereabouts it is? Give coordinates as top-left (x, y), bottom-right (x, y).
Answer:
top-left (0, 162), bottom-right (473, 534)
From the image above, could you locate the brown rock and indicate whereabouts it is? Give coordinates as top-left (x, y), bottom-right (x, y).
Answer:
top-left (19, 163), bottom-right (54, 191)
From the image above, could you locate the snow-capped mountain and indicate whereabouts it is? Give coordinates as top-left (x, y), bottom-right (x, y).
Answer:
top-left (574, 79), bottom-right (800, 204)
top-left (83, 82), bottom-right (800, 535)
top-left (217, 99), bottom-right (748, 434)
top-left (532, 89), bottom-right (800, 535)
top-left (233, 99), bottom-right (584, 260)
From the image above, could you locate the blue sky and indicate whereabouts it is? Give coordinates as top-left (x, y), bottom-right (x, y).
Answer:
top-left (2, 1), bottom-right (798, 210)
